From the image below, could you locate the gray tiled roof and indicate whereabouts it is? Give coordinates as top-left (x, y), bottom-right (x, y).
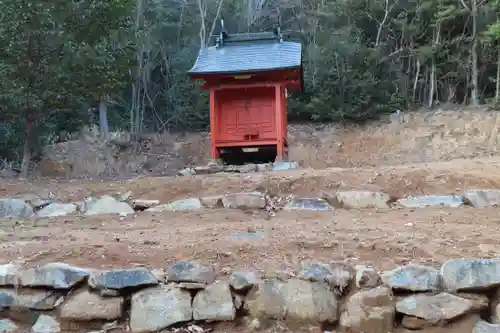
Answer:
top-left (188, 39), bottom-right (302, 75)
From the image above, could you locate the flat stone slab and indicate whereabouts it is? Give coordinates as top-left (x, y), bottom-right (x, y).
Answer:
top-left (36, 203), bottom-right (77, 218)
top-left (396, 293), bottom-right (479, 324)
top-left (334, 191), bottom-right (392, 209)
top-left (284, 198), bottom-right (333, 211)
top-left (167, 260), bottom-right (215, 284)
top-left (19, 263), bottom-right (89, 289)
top-left (88, 268), bottom-right (158, 290)
top-left (381, 264), bottom-right (441, 291)
top-left (0, 198), bottom-right (34, 218)
top-left (271, 161), bottom-right (299, 171)
top-left (221, 192), bottom-right (266, 210)
top-left (0, 288), bottom-right (62, 310)
top-left (230, 271), bottom-right (261, 291)
top-left (463, 189), bottom-right (500, 208)
top-left (397, 195), bottom-right (464, 208)
top-left (84, 195), bottom-right (134, 216)
top-left (441, 258), bottom-right (500, 291)
top-left (149, 198), bottom-right (203, 212)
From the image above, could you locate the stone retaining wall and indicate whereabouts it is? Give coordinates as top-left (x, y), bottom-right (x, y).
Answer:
top-left (1, 258), bottom-right (500, 332)
top-left (3, 188), bottom-right (500, 219)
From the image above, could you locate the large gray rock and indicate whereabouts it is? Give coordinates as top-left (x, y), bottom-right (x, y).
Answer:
top-left (272, 161), bottom-right (299, 171)
top-left (245, 278), bottom-right (338, 323)
top-left (333, 191), bottom-right (392, 209)
top-left (0, 198), bottom-right (34, 218)
top-left (355, 265), bottom-right (381, 289)
top-left (339, 286), bottom-right (394, 333)
top-left (245, 279), bottom-right (287, 319)
top-left (130, 286), bottom-right (192, 333)
top-left (84, 195), bottom-right (134, 216)
top-left (0, 319), bottom-right (18, 333)
top-left (31, 315), bottom-right (60, 333)
top-left (19, 263), bottom-right (89, 289)
top-left (396, 292), bottom-right (480, 324)
top-left (473, 320), bottom-right (500, 333)
top-left (381, 264), bottom-right (441, 291)
top-left (221, 192), bottom-right (266, 210)
top-left (0, 292), bottom-right (13, 309)
top-left (88, 267), bottom-right (158, 290)
top-left (0, 288), bottom-right (62, 310)
top-left (36, 203), bottom-right (77, 218)
top-left (397, 195), bottom-right (464, 208)
top-left (149, 198), bottom-right (203, 212)
top-left (283, 198), bottom-right (332, 211)
top-left (0, 263), bottom-right (18, 286)
top-left (13, 192), bottom-right (54, 209)
top-left (193, 281), bottom-right (235, 321)
top-left (297, 262), bottom-right (352, 294)
top-left (284, 278), bottom-right (338, 323)
top-left (167, 260), bottom-right (215, 284)
top-left (463, 189), bottom-right (500, 208)
top-left (229, 270), bottom-right (260, 291)
top-left (60, 289), bottom-right (123, 321)
top-left (441, 258), bottom-right (500, 291)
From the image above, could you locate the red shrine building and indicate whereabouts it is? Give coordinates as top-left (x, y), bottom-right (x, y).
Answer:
top-left (188, 27), bottom-right (303, 164)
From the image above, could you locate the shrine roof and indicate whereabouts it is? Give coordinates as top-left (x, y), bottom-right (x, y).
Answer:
top-left (188, 32), bottom-right (302, 76)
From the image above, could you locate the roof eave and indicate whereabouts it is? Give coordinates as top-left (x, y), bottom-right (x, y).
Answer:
top-left (187, 65), bottom-right (302, 77)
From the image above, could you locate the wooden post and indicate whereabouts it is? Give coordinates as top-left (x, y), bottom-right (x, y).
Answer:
top-left (209, 89), bottom-right (219, 160)
top-left (275, 84), bottom-right (284, 161)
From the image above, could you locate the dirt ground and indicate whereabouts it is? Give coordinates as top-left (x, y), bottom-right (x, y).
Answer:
top-left (2, 156), bottom-right (500, 272)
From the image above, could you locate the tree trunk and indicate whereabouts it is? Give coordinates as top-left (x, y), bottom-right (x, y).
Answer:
top-left (496, 48), bottom-right (500, 105)
top-left (20, 117), bottom-right (33, 178)
top-left (413, 58), bottom-right (420, 104)
top-left (470, 0), bottom-right (479, 106)
top-left (99, 100), bottom-right (109, 138)
top-left (428, 25), bottom-right (440, 108)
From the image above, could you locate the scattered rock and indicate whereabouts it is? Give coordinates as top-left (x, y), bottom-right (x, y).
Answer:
top-left (0, 198), bottom-right (34, 218)
top-left (283, 198), bottom-right (333, 211)
top-left (396, 293), bottom-right (479, 324)
top-left (0, 288), bottom-right (62, 310)
top-left (396, 195), bottom-right (464, 208)
top-left (463, 189), bottom-right (500, 208)
top-left (88, 267), bottom-right (158, 290)
top-left (230, 271), bottom-right (261, 291)
top-left (441, 258), bottom-right (500, 291)
top-left (271, 161), bottom-right (299, 171)
top-left (31, 315), bottom-right (60, 333)
top-left (167, 260), bottom-right (216, 284)
top-left (339, 286), bottom-right (394, 333)
top-left (36, 203), bottom-right (77, 218)
top-left (355, 265), bottom-right (381, 289)
top-left (19, 263), bottom-right (89, 289)
top-left (130, 286), bottom-right (192, 332)
top-left (193, 281), bottom-right (235, 321)
top-left (149, 198), bottom-right (203, 212)
top-left (402, 316), bottom-right (428, 330)
top-left (331, 191), bottom-right (392, 209)
top-left (298, 262), bottom-right (352, 294)
top-left (381, 264), bottom-right (441, 291)
top-left (0, 319), bottom-right (18, 333)
top-left (284, 278), bottom-right (338, 323)
top-left (0, 263), bottom-right (18, 286)
top-left (199, 196), bottom-right (223, 209)
top-left (132, 199), bottom-right (160, 210)
top-left (473, 319), bottom-right (500, 333)
top-left (245, 279), bottom-right (287, 319)
top-left (84, 195), bottom-right (134, 216)
top-left (221, 192), bottom-right (266, 210)
top-left (60, 289), bottom-right (123, 320)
